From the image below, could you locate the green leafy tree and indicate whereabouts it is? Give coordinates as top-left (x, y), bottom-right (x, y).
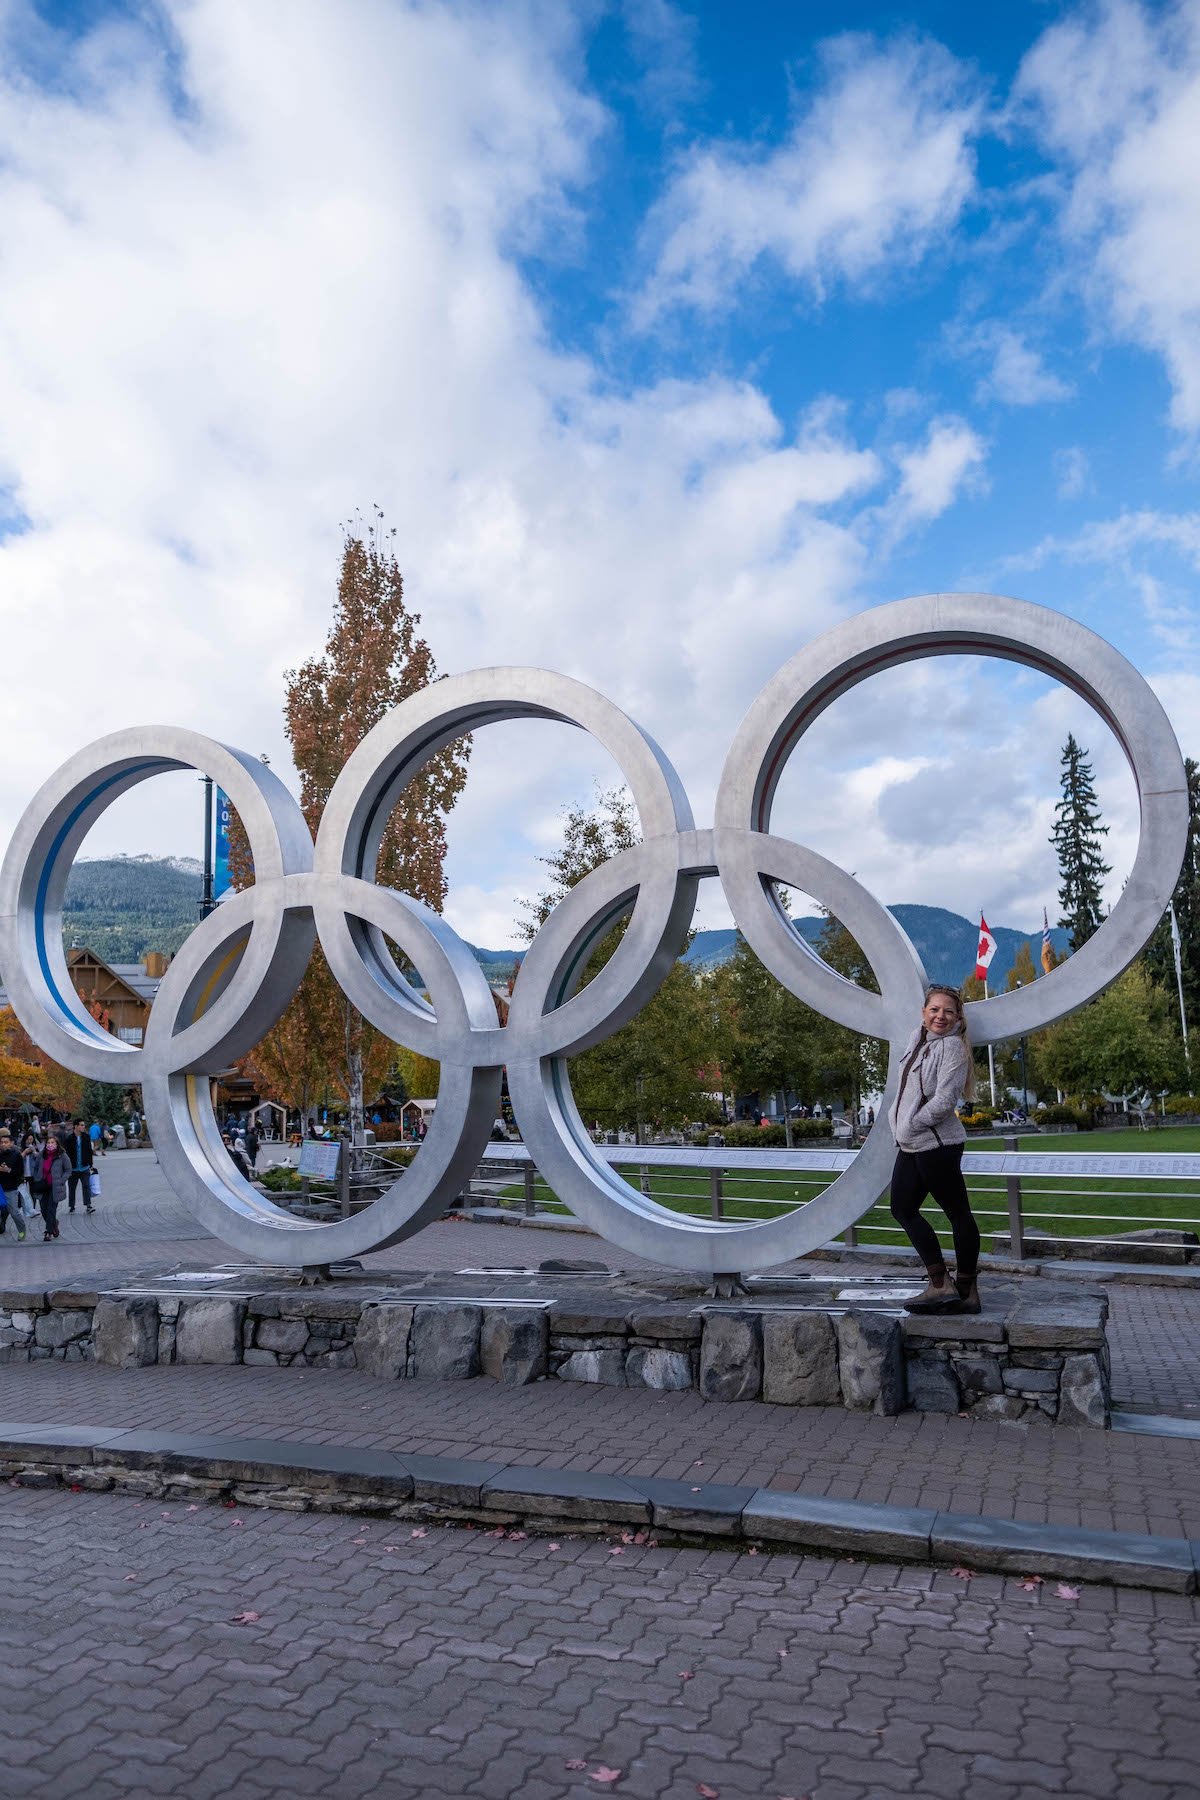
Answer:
top-left (519, 789), bottom-right (715, 1139)
top-left (1051, 734), bottom-right (1111, 950)
top-left (1038, 960), bottom-right (1186, 1100)
top-left (711, 933), bottom-right (819, 1146)
top-left (1145, 756), bottom-right (1199, 1068)
top-left (80, 1079), bottom-right (129, 1128)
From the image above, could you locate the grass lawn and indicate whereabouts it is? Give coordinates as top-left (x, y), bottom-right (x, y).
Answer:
top-left (498, 1124), bottom-right (1200, 1251)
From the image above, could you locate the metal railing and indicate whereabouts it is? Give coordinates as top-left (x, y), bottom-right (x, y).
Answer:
top-left (462, 1137), bottom-right (1200, 1262)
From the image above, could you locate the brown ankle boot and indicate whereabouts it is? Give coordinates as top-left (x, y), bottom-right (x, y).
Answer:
top-left (953, 1274), bottom-right (981, 1314)
top-left (904, 1271), bottom-right (959, 1313)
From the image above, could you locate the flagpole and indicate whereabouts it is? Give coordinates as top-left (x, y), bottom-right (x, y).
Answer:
top-left (984, 977), bottom-right (997, 1107)
top-left (1171, 904), bottom-right (1192, 1093)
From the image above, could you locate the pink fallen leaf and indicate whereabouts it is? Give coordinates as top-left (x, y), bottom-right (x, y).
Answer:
top-left (678, 1670), bottom-right (694, 1680)
top-left (547, 1543), bottom-right (561, 1552)
top-left (690, 1486), bottom-right (701, 1494)
top-left (123, 1574), bottom-right (137, 1581)
top-left (69, 1484), bottom-right (82, 1494)
top-left (951, 1566), bottom-right (974, 1581)
top-left (1056, 1583), bottom-right (1080, 1600)
top-left (608, 1546), bottom-right (625, 1556)
top-left (410, 1528), bottom-right (427, 1539)
top-left (746, 1547), bottom-right (759, 1556)
top-left (232, 1519), bottom-right (244, 1527)
top-left (565, 1760), bottom-right (587, 1772)
top-left (485, 1527), bottom-right (506, 1539)
top-left (186, 1505), bottom-right (199, 1514)
top-left (778, 1648), bottom-right (788, 1658)
top-left (507, 1530), bottom-right (527, 1541)
top-left (1018, 1575), bottom-right (1043, 1591)
top-left (693, 1461), bottom-right (703, 1467)
top-left (590, 1771), bottom-right (622, 1787)
top-left (385, 1546), bottom-right (399, 1553)
top-left (633, 1531), bottom-right (647, 1545)
top-left (698, 1786), bottom-right (720, 1798)
top-left (230, 1610), bottom-right (261, 1624)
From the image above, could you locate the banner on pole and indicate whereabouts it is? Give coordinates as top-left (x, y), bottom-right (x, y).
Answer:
top-left (213, 788), bottom-right (234, 898)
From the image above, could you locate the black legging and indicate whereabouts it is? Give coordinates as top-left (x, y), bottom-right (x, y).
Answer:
top-left (890, 1143), bottom-right (980, 1279)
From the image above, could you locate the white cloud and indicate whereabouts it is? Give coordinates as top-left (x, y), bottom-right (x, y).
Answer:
top-left (635, 34), bottom-right (980, 321)
top-left (974, 326), bottom-right (1073, 407)
top-left (890, 417), bottom-right (988, 529)
top-left (2, 1), bottom-right (991, 950)
top-left (1017, 0), bottom-right (1200, 431)
top-left (1054, 445), bottom-right (1091, 499)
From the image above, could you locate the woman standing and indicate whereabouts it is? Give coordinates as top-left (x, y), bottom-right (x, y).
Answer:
top-left (888, 985), bottom-right (982, 1315)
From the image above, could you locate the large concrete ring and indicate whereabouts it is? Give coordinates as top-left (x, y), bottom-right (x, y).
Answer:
top-left (0, 729), bottom-right (313, 1084)
top-left (507, 827), bottom-right (925, 1274)
top-left (717, 593), bottom-right (1190, 1047)
top-left (142, 879), bottom-right (501, 1263)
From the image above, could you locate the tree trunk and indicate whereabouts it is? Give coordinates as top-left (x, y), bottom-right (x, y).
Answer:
top-left (344, 1000), bottom-right (365, 1146)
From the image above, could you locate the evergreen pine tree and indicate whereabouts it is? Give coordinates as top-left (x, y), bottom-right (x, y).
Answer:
top-left (1146, 756), bottom-right (1199, 1046)
top-left (1051, 734), bottom-right (1111, 951)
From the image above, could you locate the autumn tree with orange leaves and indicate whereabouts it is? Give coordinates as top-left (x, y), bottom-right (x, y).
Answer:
top-left (235, 514), bottom-right (468, 1140)
top-left (0, 1008), bottom-right (83, 1115)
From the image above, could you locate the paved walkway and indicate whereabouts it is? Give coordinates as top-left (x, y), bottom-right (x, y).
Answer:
top-left (2, 1483), bottom-right (1197, 1799)
top-left (4, 1356), bottom-right (1200, 1543)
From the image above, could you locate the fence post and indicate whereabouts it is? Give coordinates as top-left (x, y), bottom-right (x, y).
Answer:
top-left (1003, 1133), bottom-right (1024, 1259)
top-left (709, 1167), bottom-right (723, 1220)
top-left (338, 1136), bottom-right (351, 1219)
top-left (639, 1165), bottom-right (651, 1196)
top-left (523, 1162), bottom-right (536, 1217)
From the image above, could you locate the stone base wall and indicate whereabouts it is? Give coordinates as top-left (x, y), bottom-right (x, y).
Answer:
top-left (0, 1283), bottom-right (1111, 1427)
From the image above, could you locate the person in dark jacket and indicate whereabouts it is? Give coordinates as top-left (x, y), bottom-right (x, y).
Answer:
top-left (888, 984), bottom-right (981, 1315)
top-left (34, 1134), bottom-right (70, 1241)
top-left (0, 1128), bottom-right (27, 1240)
top-left (243, 1126), bottom-right (260, 1171)
top-left (66, 1118), bottom-right (95, 1214)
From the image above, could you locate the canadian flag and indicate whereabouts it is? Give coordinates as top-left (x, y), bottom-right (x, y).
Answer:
top-left (974, 914), bottom-right (997, 981)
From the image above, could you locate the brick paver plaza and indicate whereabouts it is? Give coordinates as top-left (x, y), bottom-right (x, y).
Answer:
top-left (4, 1151), bottom-right (1200, 1796)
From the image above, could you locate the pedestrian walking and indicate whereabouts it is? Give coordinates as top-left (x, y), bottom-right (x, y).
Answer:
top-left (32, 1132), bottom-right (69, 1240)
top-left (888, 984), bottom-right (982, 1315)
top-left (89, 1119), bottom-right (107, 1156)
top-left (66, 1118), bottom-right (95, 1214)
top-left (243, 1125), bottom-right (260, 1172)
top-left (0, 1128), bottom-right (28, 1240)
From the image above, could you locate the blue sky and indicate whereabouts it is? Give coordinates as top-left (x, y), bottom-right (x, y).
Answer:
top-left (0, 0), bottom-right (1197, 947)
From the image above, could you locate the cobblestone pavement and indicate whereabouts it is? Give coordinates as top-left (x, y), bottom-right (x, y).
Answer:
top-left (2, 1483), bottom-right (1198, 1800)
top-left (4, 1356), bottom-right (1200, 1541)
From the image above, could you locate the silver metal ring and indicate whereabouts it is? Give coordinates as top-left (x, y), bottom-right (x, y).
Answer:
top-left (0, 596), bottom-right (1186, 1271)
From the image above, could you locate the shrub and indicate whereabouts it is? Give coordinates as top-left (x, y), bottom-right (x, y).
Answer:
top-left (1036, 1104), bottom-right (1092, 1130)
top-left (1164, 1095), bottom-right (1199, 1117)
top-left (718, 1120), bottom-right (833, 1148)
top-left (370, 1121), bottom-right (421, 1143)
top-left (259, 1165), bottom-right (300, 1192)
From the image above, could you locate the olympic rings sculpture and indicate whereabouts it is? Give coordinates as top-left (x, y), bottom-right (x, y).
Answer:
top-left (0, 595), bottom-right (1188, 1274)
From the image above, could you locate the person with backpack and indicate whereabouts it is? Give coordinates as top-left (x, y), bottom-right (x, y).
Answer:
top-left (32, 1132), bottom-right (70, 1241)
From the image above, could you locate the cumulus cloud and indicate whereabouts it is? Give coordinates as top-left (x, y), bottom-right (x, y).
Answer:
top-left (973, 326), bottom-right (1074, 407)
top-left (3, 1), bottom-right (985, 948)
top-left (635, 33), bottom-right (980, 320)
top-left (889, 417), bottom-right (988, 531)
top-left (1017, 0), bottom-right (1200, 432)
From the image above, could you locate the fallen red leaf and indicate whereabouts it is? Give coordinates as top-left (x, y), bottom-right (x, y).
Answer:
top-left (547, 1543), bottom-right (561, 1552)
top-left (698, 1785), bottom-right (720, 1798)
top-left (590, 1771), bottom-right (622, 1787)
top-left (951, 1566), bottom-right (974, 1581)
top-left (678, 1670), bottom-right (693, 1680)
top-left (565, 1760), bottom-right (587, 1771)
top-left (230, 1610), bottom-right (261, 1624)
top-left (1018, 1575), bottom-right (1043, 1591)
top-left (410, 1528), bottom-right (427, 1539)
top-left (1056, 1583), bottom-right (1080, 1600)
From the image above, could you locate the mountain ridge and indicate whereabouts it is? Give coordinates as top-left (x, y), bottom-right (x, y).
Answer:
top-left (60, 856), bottom-right (1072, 989)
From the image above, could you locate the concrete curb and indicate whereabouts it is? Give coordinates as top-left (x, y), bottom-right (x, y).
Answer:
top-left (1, 1420), bottom-right (1196, 1594)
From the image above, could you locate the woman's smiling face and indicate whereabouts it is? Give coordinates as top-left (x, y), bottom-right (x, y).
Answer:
top-left (922, 990), bottom-right (960, 1036)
